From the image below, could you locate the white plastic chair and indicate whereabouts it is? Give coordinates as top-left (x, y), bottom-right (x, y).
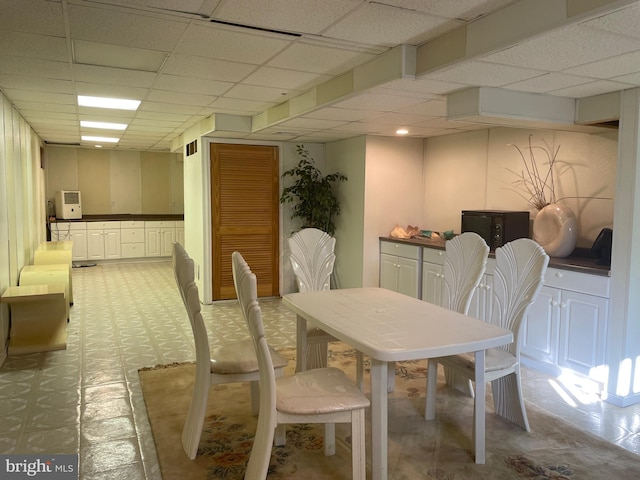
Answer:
top-left (173, 243), bottom-right (288, 460)
top-left (288, 228), bottom-right (338, 371)
top-left (438, 232), bottom-right (490, 397)
top-left (232, 251), bottom-right (369, 480)
top-left (425, 238), bottom-right (549, 432)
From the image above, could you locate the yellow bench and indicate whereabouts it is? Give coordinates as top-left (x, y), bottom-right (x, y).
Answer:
top-left (19, 264), bottom-right (70, 320)
top-left (34, 241), bottom-right (73, 304)
top-left (1, 284), bottom-right (67, 354)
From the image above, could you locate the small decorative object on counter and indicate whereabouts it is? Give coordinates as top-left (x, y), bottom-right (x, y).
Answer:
top-left (390, 225), bottom-right (420, 239)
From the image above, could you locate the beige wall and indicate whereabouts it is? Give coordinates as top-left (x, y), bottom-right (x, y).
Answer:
top-left (46, 146), bottom-right (183, 216)
top-left (423, 127), bottom-right (618, 248)
top-left (0, 91), bottom-right (46, 363)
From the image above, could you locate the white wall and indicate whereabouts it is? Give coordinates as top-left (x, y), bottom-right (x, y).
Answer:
top-left (424, 127), bottom-right (617, 247)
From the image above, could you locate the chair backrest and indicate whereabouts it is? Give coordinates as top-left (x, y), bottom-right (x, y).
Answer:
top-left (442, 232), bottom-right (490, 314)
top-left (288, 228), bottom-right (336, 292)
top-left (172, 242), bottom-right (194, 305)
top-left (232, 251), bottom-right (278, 479)
top-left (491, 238), bottom-right (549, 356)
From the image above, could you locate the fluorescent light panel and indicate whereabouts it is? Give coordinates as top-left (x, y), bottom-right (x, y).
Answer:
top-left (78, 95), bottom-right (141, 111)
top-left (81, 135), bottom-right (119, 143)
top-left (80, 120), bottom-right (127, 130)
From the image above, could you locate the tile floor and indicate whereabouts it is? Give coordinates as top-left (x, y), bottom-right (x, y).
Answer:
top-left (0, 260), bottom-right (638, 478)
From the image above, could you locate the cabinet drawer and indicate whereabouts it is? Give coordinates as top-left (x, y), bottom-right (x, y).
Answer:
top-left (121, 243), bottom-right (146, 258)
top-left (121, 228), bottom-right (145, 243)
top-left (543, 267), bottom-right (610, 298)
top-left (87, 221), bottom-right (121, 230)
top-left (121, 220), bottom-right (144, 228)
top-left (380, 241), bottom-right (420, 260)
top-left (69, 222), bottom-right (86, 230)
top-left (145, 220), bottom-right (176, 228)
top-left (422, 247), bottom-right (445, 265)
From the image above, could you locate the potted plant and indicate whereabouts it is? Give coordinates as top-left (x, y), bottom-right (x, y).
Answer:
top-left (280, 144), bottom-right (347, 235)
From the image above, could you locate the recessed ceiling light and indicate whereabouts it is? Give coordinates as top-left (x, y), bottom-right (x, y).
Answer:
top-left (78, 95), bottom-right (140, 111)
top-left (396, 128), bottom-right (409, 135)
top-left (81, 120), bottom-right (127, 130)
top-left (82, 135), bottom-right (119, 143)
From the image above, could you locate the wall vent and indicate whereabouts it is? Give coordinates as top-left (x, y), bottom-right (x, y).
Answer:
top-left (186, 140), bottom-right (197, 157)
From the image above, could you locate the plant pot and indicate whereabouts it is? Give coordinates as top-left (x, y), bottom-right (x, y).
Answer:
top-left (533, 203), bottom-right (577, 257)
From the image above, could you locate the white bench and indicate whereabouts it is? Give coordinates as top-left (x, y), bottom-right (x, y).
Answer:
top-left (19, 264), bottom-right (70, 320)
top-left (34, 241), bottom-right (73, 304)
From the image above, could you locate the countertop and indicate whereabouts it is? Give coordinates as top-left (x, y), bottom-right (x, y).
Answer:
top-left (53, 214), bottom-right (184, 222)
top-left (380, 236), bottom-right (610, 277)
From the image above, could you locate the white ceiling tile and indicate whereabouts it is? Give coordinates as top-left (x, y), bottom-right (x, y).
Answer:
top-left (563, 50), bottom-right (640, 79)
top-left (0, 0), bottom-right (66, 36)
top-left (503, 72), bottom-right (593, 94)
top-left (74, 82), bottom-right (150, 100)
top-left (161, 54), bottom-right (257, 82)
top-left (580, 3), bottom-right (640, 39)
top-left (612, 71), bottom-right (640, 86)
top-left (2, 89), bottom-right (74, 105)
top-left (0, 55), bottom-right (70, 80)
top-left (378, 0), bottom-right (516, 21)
top-left (483, 24), bottom-right (640, 72)
top-left (338, 122), bottom-right (390, 134)
top-left (213, 0), bottom-right (361, 34)
top-left (139, 102), bottom-right (210, 116)
top-left (366, 112), bottom-right (438, 125)
top-left (385, 76), bottom-right (466, 96)
top-left (73, 40), bottom-right (167, 72)
top-left (18, 111), bottom-right (76, 121)
top-left (425, 60), bottom-right (545, 87)
top-left (68, 3), bottom-right (188, 50)
top-left (98, 0), bottom-right (216, 14)
top-left (13, 102), bottom-right (77, 114)
top-left (177, 23), bottom-right (291, 63)
top-left (0, 75), bottom-right (72, 93)
top-left (267, 41), bottom-right (376, 75)
top-left (548, 79), bottom-right (637, 98)
top-left (73, 64), bottom-right (156, 88)
top-left (135, 111), bottom-right (191, 122)
top-left (323, 3), bottom-right (458, 47)
top-left (242, 66), bottom-right (331, 91)
top-left (393, 99), bottom-right (447, 116)
top-left (146, 89), bottom-right (217, 106)
top-left (154, 74), bottom-right (232, 96)
top-left (0, 31), bottom-right (68, 62)
top-left (78, 107), bottom-right (136, 120)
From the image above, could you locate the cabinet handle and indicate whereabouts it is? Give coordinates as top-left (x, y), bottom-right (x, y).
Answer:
top-left (485, 284), bottom-right (491, 290)
top-left (550, 300), bottom-right (558, 306)
top-left (555, 272), bottom-right (564, 278)
top-left (560, 303), bottom-right (566, 308)
top-left (438, 251), bottom-right (443, 256)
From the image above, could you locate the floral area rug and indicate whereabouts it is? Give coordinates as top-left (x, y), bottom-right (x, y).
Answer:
top-left (139, 343), bottom-right (640, 480)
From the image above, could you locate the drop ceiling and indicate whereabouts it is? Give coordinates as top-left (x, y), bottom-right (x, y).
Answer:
top-left (0, 0), bottom-right (638, 151)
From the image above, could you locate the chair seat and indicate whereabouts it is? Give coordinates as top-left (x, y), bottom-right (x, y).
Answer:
top-left (276, 367), bottom-right (370, 415)
top-left (210, 339), bottom-right (288, 374)
top-left (439, 348), bottom-right (518, 373)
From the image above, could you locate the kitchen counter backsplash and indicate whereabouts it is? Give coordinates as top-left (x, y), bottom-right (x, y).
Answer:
top-left (380, 236), bottom-right (610, 277)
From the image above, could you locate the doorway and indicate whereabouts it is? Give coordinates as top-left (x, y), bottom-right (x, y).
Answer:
top-left (210, 143), bottom-right (279, 300)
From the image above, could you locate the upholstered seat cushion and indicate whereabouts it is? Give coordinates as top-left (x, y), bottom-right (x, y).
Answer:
top-left (276, 367), bottom-right (370, 415)
top-left (439, 348), bottom-right (517, 373)
top-left (210, 339), bottom-right (288, 374)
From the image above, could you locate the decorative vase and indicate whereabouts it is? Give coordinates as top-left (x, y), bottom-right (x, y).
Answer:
top-left (533, 203), bottom-right (577, 258)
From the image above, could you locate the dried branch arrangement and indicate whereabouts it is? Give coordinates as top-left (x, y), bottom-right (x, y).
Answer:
top-left (507, 135), bottom-right (559, 210)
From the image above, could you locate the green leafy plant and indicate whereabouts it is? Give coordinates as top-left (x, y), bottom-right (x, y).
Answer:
top-left (280, 145), bottom-right (347, 235)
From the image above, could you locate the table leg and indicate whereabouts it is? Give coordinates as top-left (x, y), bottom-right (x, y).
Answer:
top-left (296, 314), bottom-right (308, 373)
top-left (370, 358), bottom-right (388, 480)
top-left (473, 349), bottom-right (486, 464)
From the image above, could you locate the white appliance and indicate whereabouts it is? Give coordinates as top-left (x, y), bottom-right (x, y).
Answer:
top-left (55, 190), bottom-right (82, 219)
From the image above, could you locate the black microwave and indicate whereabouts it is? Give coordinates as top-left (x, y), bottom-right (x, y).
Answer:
top-left (461, 210), bottom-right (530, 250)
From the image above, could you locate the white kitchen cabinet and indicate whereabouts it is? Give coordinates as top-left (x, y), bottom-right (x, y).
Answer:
top-left (379, 240), bottom-right (421, 299)
top-left (421, 247), bottom-right (444, 305)
top-left (521, 267), bottom-right (610, 385)
top-left (176, 221), bottom-right (184, 247)
top-left (87, 222), bottom-right (121, 260)
top-left (50, 222), bottom-right (88, 261)
top-left (121, 221), bottom-right (146, 259)
top-left (145, 221), bottom-right (176, 258)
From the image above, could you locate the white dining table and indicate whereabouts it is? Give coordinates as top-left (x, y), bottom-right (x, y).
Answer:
top-left (282, 287), bottom-right (513, 480)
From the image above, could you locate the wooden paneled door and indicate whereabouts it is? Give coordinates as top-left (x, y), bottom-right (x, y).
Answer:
top-left (211, 143), bottom-right (279, 300)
